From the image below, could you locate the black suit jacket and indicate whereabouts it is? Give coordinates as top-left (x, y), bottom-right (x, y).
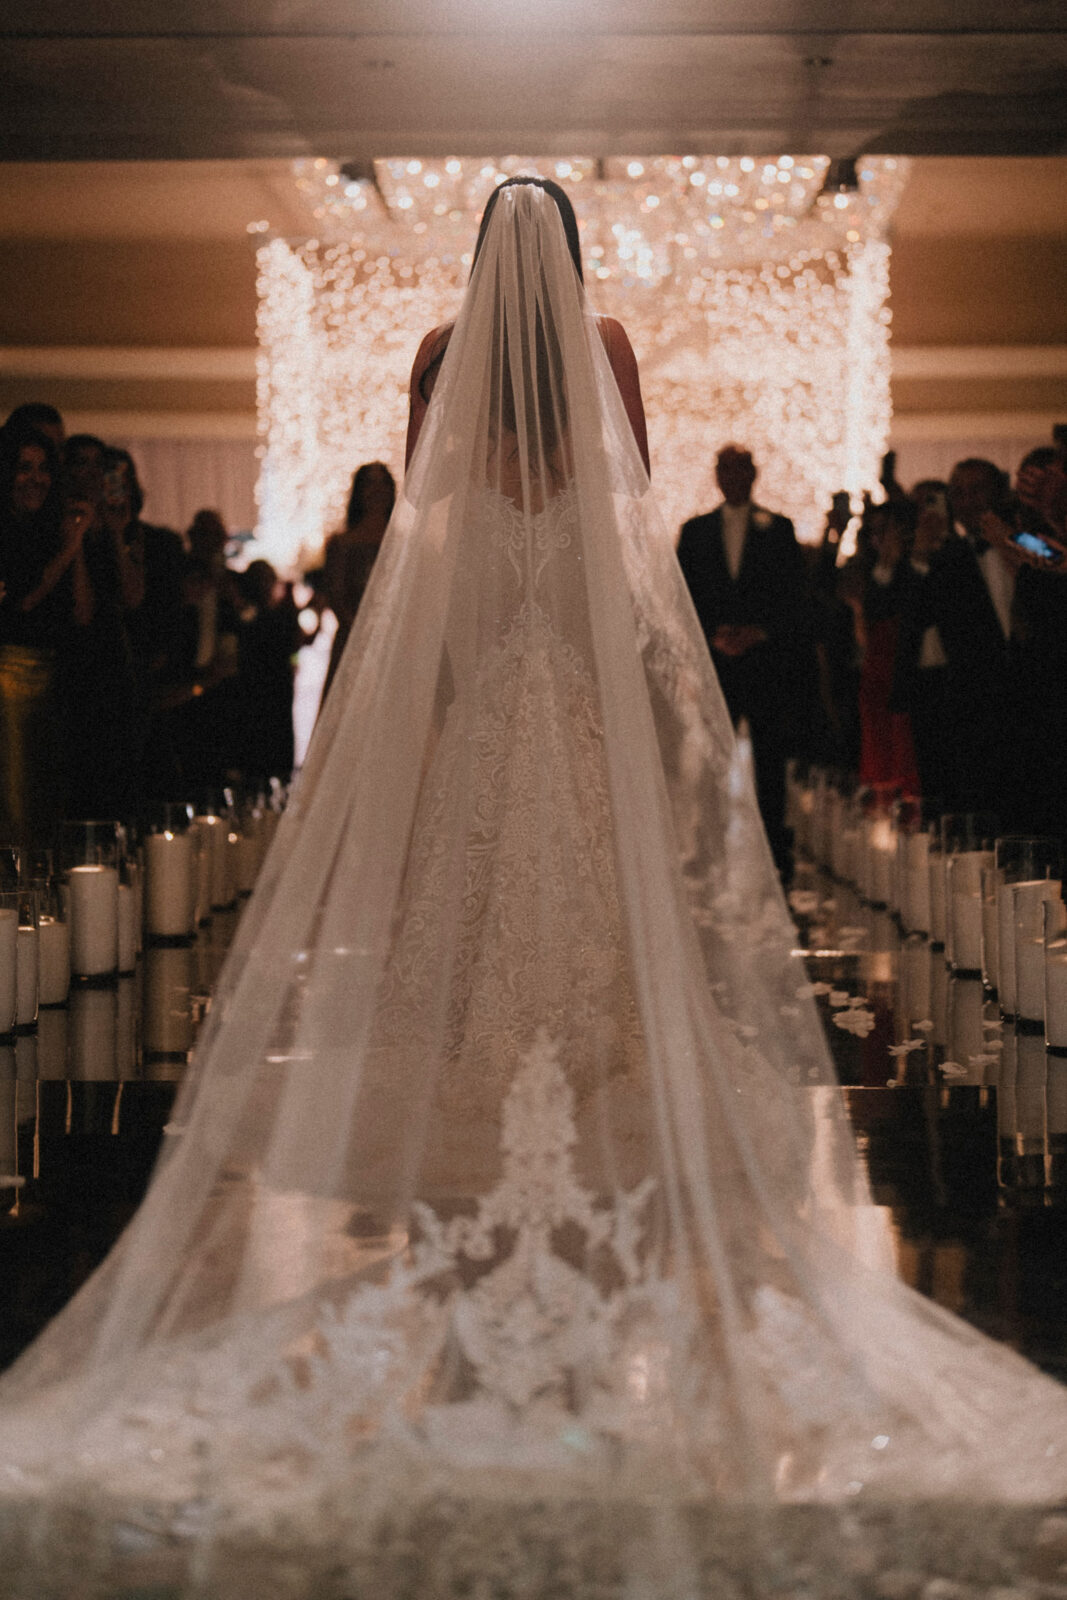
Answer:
top-left (676, 503), bottom-right (811, 727)
top-left (891, 534), bottom-right (1020, 810)
top-left (892, 536), bottom-right (1013, 710)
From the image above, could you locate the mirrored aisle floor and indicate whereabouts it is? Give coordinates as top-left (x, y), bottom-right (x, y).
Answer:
top-left (1, 867), bottom-right (1065, 1379)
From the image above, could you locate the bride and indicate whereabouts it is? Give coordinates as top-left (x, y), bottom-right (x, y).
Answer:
top-left (1, 177), bottom-right (1065, 1598)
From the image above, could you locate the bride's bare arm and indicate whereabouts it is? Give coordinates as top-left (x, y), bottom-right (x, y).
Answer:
top-left (405, 324), bottom-right (452, 470)
top-left (597, 316), bottom-right (650, 478)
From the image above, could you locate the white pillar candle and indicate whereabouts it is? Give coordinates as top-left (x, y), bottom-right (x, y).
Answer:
top-left (36, 1005), bottom-right (68, 1078)
top-left (37, 916), bottom-right (70, 1006)
top-left (869, 819), bottom-right (894, 907)
top-left (890, 834), bottom-right (907, 917)
top-left (193, 818), bottom-right (215, 925)
top-left (928, 850), bottom-right (947, 946)
top-left (144, 830), bottom-right (196, 939)
top-left (947, 850), bottom-right (993, 971)
top-left (236, 831), bottom-right (259, 897)
top-left (1017, 938), bottom-right (1047, 1027)
top-left (117, 882), bottom-right (138, 974)
top-left (997, 885), bottom-right (1019, 1015)
top-left (210, 821), bottom-right (234, 911)
top-left (143, 945), bottom-right (195, 1059)
top-left (1046, 939), bottom-right (1067, 1051)
top-left (981, 887), bottom-right (999, 994)
top-left (950, 849), bottom-right (990, 897)
top-left (905, 833), bottom-right (931, 935)
top-left (225, 827), bottom-right (242, 903)
top-left (1014, 880), bottom-right (1062, 1027)
top-left (68, 865), bottom-right (119, 978)
top-left (133, 856), bottom-right (144, 954)
top-left (950, 894), bottom-right (985, 973)
top-left (15, 925), bottom-right (38, 1028)
top-left (0, 909), bottom-right (18, 1034)
top-left (69, 986), bottom-right (117, 1080)
top-left (949, 976), bottom-right (985, 1067)
top-left (258, 806), bottom-right (280, 864)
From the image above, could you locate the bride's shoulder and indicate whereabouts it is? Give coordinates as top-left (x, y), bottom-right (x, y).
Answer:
top-left (418, 319), bottom-right (454, 348)
top-left (593, 313), bottom-right (629, 350)
top-left (411, 321), bottom-right (455, 403)
top-left (593, 314), bottom-right (640, 377)
top-left (413, 321), bottom-right (454, 368)
top-left (592, 314), bottom-right (640, 384)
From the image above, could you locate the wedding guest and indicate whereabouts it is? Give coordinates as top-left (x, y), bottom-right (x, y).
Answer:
top-left (320, 462), bottom-right (396, 708)
top-left (236, 560), bottom-right (304, 788)
top-left (2, 403), bottom-right (65, 453)
top-left (61, 434), bottom-right (145, 821)
top-left (848, 497), bottom-right (921, 795)
top-left (911, 477), bottom-right (950, 513)
top-left (978, 446), bottom-right (1067, 834)
top-left (677, 444), bottom-right (813, 879)
top-left (100, 448), bottom-right (187, 799)
top-left (888, 490), bottom-right (954, 804)
top-left (0, 427), bottom-right (92, 845)
top-left (176, 509), bottom-right (243, 787)
top-left (892, 457), bottom-right (1021, 820)
top-left (806, 493), bottom-right (861, 771)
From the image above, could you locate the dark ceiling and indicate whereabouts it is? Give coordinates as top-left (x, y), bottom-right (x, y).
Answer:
top-left (1, 2), bottom-right (1066, 161)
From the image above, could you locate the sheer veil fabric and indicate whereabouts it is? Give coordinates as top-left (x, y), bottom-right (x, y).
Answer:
top-left (1, 184), bottom-right (1066, 1596)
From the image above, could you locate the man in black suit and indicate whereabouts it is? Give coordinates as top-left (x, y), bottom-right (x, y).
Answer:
top-left (891, 457), bottom-right (1023, 824)
top-left (677, 445), bottom-right (812, 879)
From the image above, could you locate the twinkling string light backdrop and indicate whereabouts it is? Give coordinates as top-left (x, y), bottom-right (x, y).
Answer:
top-left (255, 156), bottom-right (908, 570)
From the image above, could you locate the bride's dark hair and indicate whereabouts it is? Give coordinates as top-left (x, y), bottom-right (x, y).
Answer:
top-left (471, 176), bottom-right (584, 283)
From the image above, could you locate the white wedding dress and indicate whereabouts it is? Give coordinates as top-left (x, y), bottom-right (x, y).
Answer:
top-left (1, 184), bottom-right (1066, 1599)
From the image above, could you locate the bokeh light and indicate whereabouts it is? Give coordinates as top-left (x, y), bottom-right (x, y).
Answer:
top-left (256, 156), bottom-right (907, 570)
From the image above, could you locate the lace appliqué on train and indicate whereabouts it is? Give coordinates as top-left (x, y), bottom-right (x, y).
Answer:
top-left (184, 1034), bottom-right (672, 1459)
top-left (409, 1029), bottom-right (663, 1415)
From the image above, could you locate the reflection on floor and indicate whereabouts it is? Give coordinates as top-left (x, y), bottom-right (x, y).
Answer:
top-left (1, 872), bottom-right (1065, 1380)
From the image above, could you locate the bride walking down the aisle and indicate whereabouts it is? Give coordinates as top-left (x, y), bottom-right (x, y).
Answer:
top-left (1, 176), bottom-right (1066, 1599)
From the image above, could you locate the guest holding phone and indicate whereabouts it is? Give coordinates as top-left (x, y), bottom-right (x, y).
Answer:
top-left (979, 446), bottom-right (1067, 834)
top-left (891, 457), bottom-right (1023, 821)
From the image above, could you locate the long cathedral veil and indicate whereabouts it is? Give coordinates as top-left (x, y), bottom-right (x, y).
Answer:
top-left (1, 182), bottom-right (1066, 1596)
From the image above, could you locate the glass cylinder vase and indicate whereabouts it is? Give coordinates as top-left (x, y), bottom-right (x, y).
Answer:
top-left (1044, 895), bottom-right (1067, 1054)
top-left (942, 812), bottom-right (997, 976)
top-left (993, 837), bottom-right (1061, 1022)
top-left (59, 820), bottom-right (120, 985)
top-left (144, 804), bottom-right (197, 944)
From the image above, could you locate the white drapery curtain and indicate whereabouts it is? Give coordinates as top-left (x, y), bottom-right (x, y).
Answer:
top-left (891, 432), bottom-right (1050, 491)
top-left (109, 435), bottom-right (259, 538)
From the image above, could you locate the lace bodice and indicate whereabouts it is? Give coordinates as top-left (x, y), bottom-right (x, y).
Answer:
top-left (481, 481), bottom-right (578, 583)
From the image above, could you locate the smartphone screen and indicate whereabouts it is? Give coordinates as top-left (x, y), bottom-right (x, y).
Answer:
top-left (1012, 529), bottom-right (1062, 563)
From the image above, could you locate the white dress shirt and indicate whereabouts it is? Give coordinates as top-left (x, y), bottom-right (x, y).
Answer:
top-left (721, 502), bottom-right (750, 581)
top-left (976, 542), bottom-right (1016, 640)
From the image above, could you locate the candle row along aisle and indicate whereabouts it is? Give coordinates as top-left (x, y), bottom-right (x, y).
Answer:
top-left (788, 766), bottom-right (1067, 1054)
top-left (0, 790), bottom-right (285, 1044)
